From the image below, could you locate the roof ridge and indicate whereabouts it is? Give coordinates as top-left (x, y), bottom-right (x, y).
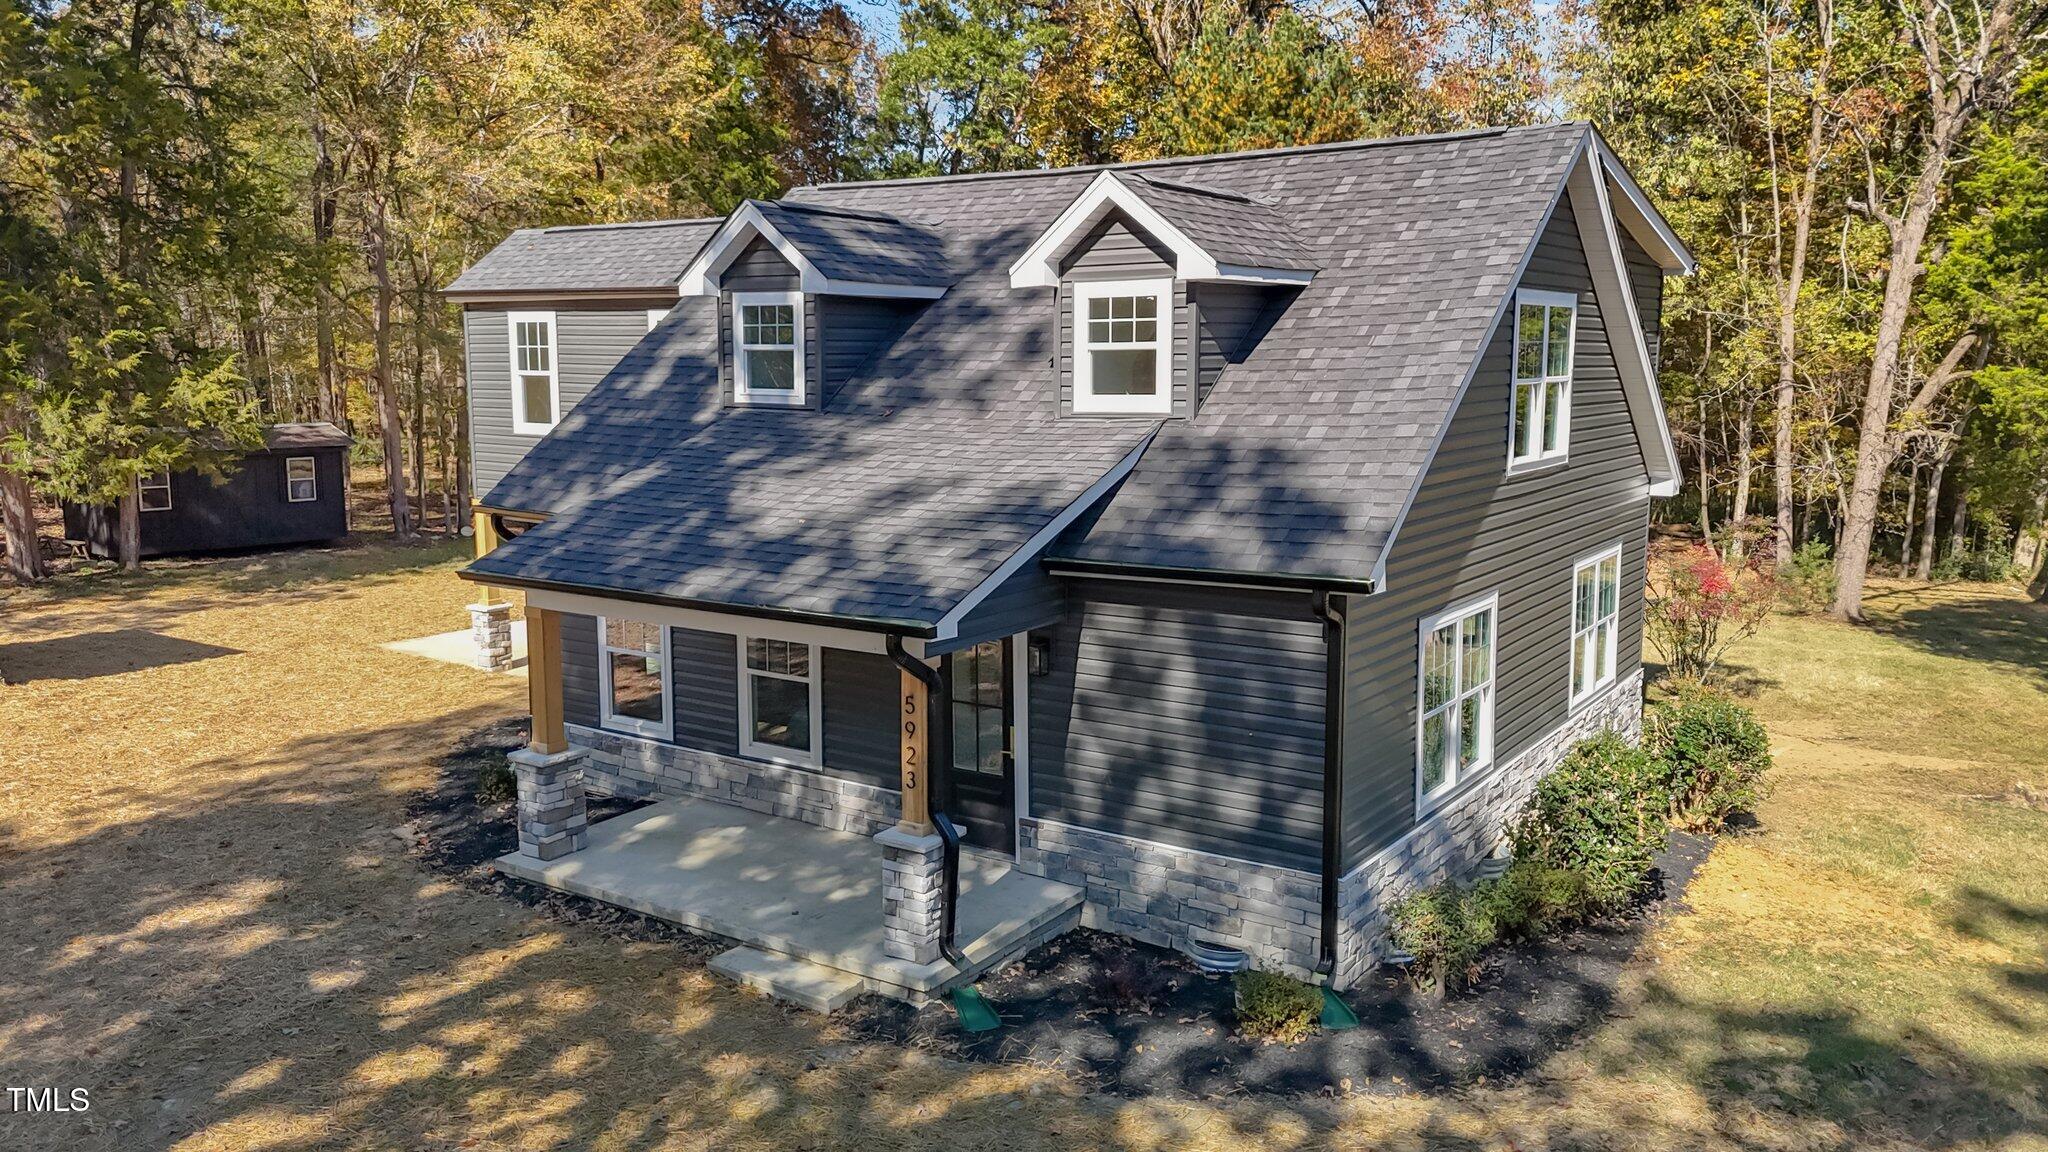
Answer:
top-left (797, 123), bottom-right (1578, 193)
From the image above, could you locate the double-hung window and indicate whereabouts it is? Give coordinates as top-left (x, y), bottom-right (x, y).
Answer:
top-left (1571, 544), bottom-right (1622, 704)
top-left (1073, 278), bottom-right (1172, 414)
top-left (734, 291), bottom-right (804, 405)
top-left (508, 311), bottom-right (559, 434)
top-left (741, 637), bottom-right (819, 762)
top-left (1418, 595), bottom-right (1497, 809)
top-left (1509, 289), bottom-right (1575, 469)
top-left (285, 456), bottom-right (317, 502)
top-left (598, 617), bottom-right (670, 738)
top-left (138, 469), bottom-right (173, 512)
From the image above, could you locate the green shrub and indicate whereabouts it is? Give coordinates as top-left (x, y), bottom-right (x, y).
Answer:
top-left (476, 757), bottom-right (516, 805)
top-left (1646, 686), bottom-right (1773, 832)
top-left (1783, 539), bottom-right (1837, 613)
top-left (1507, 733), bottom-right (1667, 915)
top-left (1475, 859), bottom-right (1593, 941)
top-left (1388, 882), bottom-right (1495, 995)
top-left (1232, 970), bottom-right (1323, 1041)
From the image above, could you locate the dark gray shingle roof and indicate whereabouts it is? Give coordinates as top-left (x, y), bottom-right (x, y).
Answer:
top-left (475, 123), bottom-right (1595, 618)
top-left (260, 422), bottom-right (352, 451)
top-left (444, 219), bottom-right (719, 295)
top-left (1120, 173), bottom-right (1317, 273)
top-left (745, 200), bottom-right (953, 289)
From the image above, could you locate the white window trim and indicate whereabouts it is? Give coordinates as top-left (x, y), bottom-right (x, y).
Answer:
top-left (1415, 591), bottom-right (1500, 816)
top-left (597, 615), bottom-right (673, 739)
top-left (1071, 277), bottom-right (1173, 415)
top-left (285, 456), bottom-right (317, 503)
top-left (1507, 288), bottom-right (1576, 472)
top-left (507, 310), bottom-right (560, 435)
top-left (732, 290), bottom-right (806, 406)
top-left (1570, 542), bottom-right (1624, 708)
top-left (138, 469), bottom-right (173, 513)
top-left (737, 635), bottom-right (822, 766)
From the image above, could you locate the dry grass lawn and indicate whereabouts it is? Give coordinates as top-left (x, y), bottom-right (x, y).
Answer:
top-left (0, 544), bottom-right (2043, 1151)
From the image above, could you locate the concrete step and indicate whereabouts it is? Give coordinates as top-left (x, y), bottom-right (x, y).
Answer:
top-left (709, 946), bottom-right (866, 1013)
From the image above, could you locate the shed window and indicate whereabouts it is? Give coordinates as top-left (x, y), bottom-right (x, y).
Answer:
top-left (285, 456), bottom-right (317, 503)
top-left (599, 617), bottom-right (670, 738)
top-left (138, 469), bottom-right (173, 513)
top-left (741, 637), bottom-right (818, 762)
top-left (1572, 544), bottom-right (1622, 704)
top-left (508, 311), bottom-right (559, 434)
top-left (1073, 278), bottom-right (1172, 414)
top-left (1509, 289), bottom-right (1575, 469)
top-left (734, 291), bottom-right (804, 405)
top-left (1418, 595), bottom-right (1497, 809)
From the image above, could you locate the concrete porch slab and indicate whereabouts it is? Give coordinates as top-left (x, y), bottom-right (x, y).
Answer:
top-left (710, 947), bottom-right (866, 1012)
top-left (494, 796), bottom-right (1082, 1003)
top-left (382, 620), bottom-right (527, 674)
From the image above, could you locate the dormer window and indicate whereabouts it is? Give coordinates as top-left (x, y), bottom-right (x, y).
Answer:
top-left (734, 291), bottom-right (805, 405)
top-left (1509, 289), bottom-right (1575, 469)
top-left (1074, 278), bottom-right (1172, 415)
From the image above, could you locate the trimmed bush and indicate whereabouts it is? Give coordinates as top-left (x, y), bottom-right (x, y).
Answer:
top-left (1233, 970), bottom-right (1323, 1041)
top-left (1783, 539), bottom-right (1837, 613)
top-left (1507, 733), bottom-right (1667, 915)
top-left (1475, 859), bottom-right (1593, 941)
top-left (1388, 882), bottom-right (1495, 996)
top-left (476, 757), bottom-right (515, 805)
top-left (1646, 685), bottom-right (1773, 832)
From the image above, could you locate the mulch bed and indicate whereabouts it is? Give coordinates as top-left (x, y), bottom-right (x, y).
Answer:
top-left (406, 721), bottom-right (1712, 1100)
top-left (840, 832), bottom-right (1712, 1100)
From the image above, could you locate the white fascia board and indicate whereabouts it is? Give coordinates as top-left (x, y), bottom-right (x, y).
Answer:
top-left (929, 428), bottom-right (1159, 643)
top-left (1593, 137), bottom-right (1696, 275)
top-left (1569, 148), bottom-right (1684, 496)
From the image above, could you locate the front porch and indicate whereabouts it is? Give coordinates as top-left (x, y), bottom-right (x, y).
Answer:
top-left (496, 794), bottom-right (1083, 1005)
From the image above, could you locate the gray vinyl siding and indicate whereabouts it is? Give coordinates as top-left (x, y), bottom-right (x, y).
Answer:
top-left (819, 648), bottom-right (902, 787)
top-left (933, 562), bottom-right (1067, 656)
top-left (820, 296), bottom-right (918, 402)
top-left (717, 238), bottom-right (822, 410)
top-left (465, 299), bottom-right (673, 500)
top-left (563, 612), bottom-right (601, 727)
top-left (671, 628), bottom-right (742, 755)
top-left (1620, 229), bottom-right (1664, 369)
top-left (1029, 580), bottom-right (1326, 871)
top-left (1056, 211), bottom-right (1194, 419)
top-left (1339, 196), bottom-right (1653, 867)
top-left (1192, 282), bottom-right (1277, 409)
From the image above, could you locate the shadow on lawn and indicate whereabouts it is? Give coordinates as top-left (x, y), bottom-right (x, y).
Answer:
top-left (0, 707), bottom-right (2042, 1151)
top-left (1862, 584), bottom-right (2048, 691)
top-left (0, 628), bottom-right (240, 684)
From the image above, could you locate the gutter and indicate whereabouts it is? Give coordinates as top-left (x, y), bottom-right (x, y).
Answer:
top-left (1310, 589), bottom-right (1348, 981)
top-left (885, 635), bottom-right (967, 968)
top-left (453, 569), bottom-right (940, 637)
top-left (1043, 557), bottom-right (1377, 596)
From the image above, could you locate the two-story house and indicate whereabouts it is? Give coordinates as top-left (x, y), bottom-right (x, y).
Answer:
top-left (444, 122), bottom-right (1691, 1010)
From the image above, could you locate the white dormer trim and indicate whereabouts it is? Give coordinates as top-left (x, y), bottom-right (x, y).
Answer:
top-left (679, 201), bottom-right (948, 300)
top-left (1008, 171), bottom-right (1315, 289)
top-left (1592, 136), bottom-right (1697, 275)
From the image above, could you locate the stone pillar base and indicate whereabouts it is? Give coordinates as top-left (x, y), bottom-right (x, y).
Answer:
top-left (469, 601), bottom-right (514, 672)
top-left (511, 746), bottom-right (588, 861)
top-left (876, 825), bottom-right (946, 964)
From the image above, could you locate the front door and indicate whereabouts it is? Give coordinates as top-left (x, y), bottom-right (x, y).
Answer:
top-left (946, 638), bottom-right (1015, 854)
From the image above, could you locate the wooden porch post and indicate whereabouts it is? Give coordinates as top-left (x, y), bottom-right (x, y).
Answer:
top-left (527, 607), bottom-right (568, 754)
top-left (898, 667), bottom-right (933, 834)
top-left (471, 508), bottom-right (501, 605)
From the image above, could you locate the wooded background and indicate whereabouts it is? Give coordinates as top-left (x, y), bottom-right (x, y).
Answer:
top-left (2, 0), bottom-right (2044, 620)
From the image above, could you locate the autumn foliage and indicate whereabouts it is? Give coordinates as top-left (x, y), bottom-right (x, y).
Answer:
top-left (1645, 545), bottom-right (1778, 682)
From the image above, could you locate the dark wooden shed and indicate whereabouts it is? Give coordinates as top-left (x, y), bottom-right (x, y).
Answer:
top-left (63, 423), bottom-right (353, 559)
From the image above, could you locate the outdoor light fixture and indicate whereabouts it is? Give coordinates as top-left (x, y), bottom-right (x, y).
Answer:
top-left (1028, 636), bottom-right (1053, 677)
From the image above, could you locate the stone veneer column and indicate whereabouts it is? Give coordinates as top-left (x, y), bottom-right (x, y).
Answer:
top-left (511, 746), bottom-right (589, 860)
top-left (875, 825), bottom-right (946, 964)
top-left (468, 601), bottom-right (514, 672)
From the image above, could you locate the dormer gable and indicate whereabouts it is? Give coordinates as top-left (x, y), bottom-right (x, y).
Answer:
top-left (1010, 170), bottom-right (1317, 289)
top-left (679, 200), bottom-right (953, 299)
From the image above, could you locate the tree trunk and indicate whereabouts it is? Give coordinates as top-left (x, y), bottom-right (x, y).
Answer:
top-left (367, 190), bottom-right (411, 538)
top-left (1949, 492), bottom-right (1970, 560)
top-left (1697, 400), bottom-right (1712, 543)
top-left (116, 490), bottom-right (141, 571)
top-left (1899, 459), bottom-right (1920, 573)
top-left (1729, 400), bottom-right (1754, 561)
top-left (1916, 453), bottom-right (1946, 580)
top-left (0, 465), bottom-right (45, 584)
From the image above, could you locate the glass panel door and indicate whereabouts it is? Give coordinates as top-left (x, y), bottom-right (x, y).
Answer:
top-left (945, 639), bottom-right (1014, 854)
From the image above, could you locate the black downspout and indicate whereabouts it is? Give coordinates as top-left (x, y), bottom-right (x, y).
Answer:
top-left (885, 635), bottom-right (967, 968)
top-left (1311, 590), bottom-right (1347, 980)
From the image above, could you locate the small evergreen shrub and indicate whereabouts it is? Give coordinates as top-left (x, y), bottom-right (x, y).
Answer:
top-left (1475, 859), bottom-right (1593, 941)
top-left (1646, 686), bottom-right (1773, 832)
top-left (1232, 970), bottom-right (1323, 1041)
top-left (1783, 539), bottom-right (1837, 613)
top-left (476, 756), bottom-right (516, 805)
top-left (1388, 882), bottom-right (1495, 995)
top-left (1507, 733), bottom-right (1667, 915)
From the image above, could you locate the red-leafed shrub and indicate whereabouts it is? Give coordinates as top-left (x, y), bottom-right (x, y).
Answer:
top-left (1646, 545), bottom-right (1777, 682)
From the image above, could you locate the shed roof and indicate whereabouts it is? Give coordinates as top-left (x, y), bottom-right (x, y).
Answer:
top-left (443, 218), bottom-right (719, 297)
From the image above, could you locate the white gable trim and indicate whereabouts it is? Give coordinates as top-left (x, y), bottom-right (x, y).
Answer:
top-left (1008, 172), bottom-right (1313, 289)
top-left (1369, 131), bottom-right (1682, 592)
top-left (1593, 136), bottom-right (1696, 275)
top-left (679, 202), bottom-right (948, 300)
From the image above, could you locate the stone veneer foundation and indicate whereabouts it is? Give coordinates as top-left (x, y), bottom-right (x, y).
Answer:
top-left (566, 723), bottom-right (901, 839)
top-left (1333, 668), bottom-right (1645, 987)
top-left (468, 602), bottom-right (514, 672)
